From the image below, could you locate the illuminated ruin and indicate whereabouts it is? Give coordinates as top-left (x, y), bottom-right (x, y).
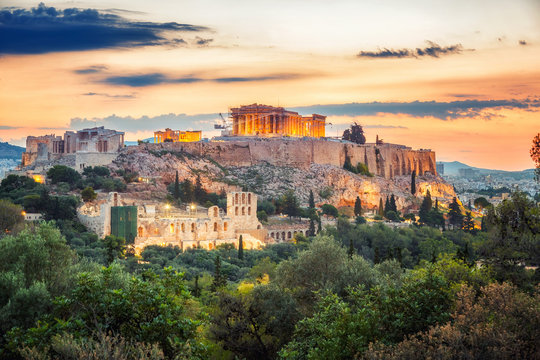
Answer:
top-left (230, 104), bottom-right (326, 138)
top-left (154, 128), bottom-right (202, 143)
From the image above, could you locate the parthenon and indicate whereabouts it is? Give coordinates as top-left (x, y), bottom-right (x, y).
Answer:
top-left (230, 104), bottom-right (326, 138)
top-left (154, 128), bottom-right (202, 143)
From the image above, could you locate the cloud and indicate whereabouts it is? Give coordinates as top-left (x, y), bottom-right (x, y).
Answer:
top-left (69, 113), bottom-right (220, 132)
top-left (74, 65), bottom-right (108, 74)
top-left (292, 98), bottom-right (540, 121)
top-left (98, 72), bottom-right (302, 87)
top-left (194, 36), bottom-right (213, 46)
top-left (519, 40), bottom-right (528, 45)
top-left (357, 41), bottom-right (464, 59)
top-left (363, 125), bottom-right (408, 129)
top-left (82, 92), bottom-right (136, 99)
top-left (0, 3), bottom-right (209, 54)
top-left (0, 126), bottom-right (17, 130)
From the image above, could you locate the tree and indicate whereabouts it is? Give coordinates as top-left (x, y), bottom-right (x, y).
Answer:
top-left (211, 255), bottom-right (227, 291)
top-left (280, 190), bottom-right (300, 217)
top-left (181, 178), bottom-right (194, 203)
top-left (419, 190), bottom-right (433, 224)
top-left (389, 194), bottom-right (398, 213)
top-left (448, 197), bottom-right (463, 229)
top-left (308, 190), bottom-right (315, 209)
top-left (321, 204), bottom-right (339, 218)
top-left (0, 199), bottom-right (24, 235)
top-left (384, 197), bottom-right (390, 216)
top-left (174, 170), bottom-right (180, 200)
top-left (531, 132), bottom-right (540, 181)
top-left (411, 170), bottom-right (416, 195)
top-left (462, 211), bottom-right (475, 232)
top-left (308, 218), bottom-right (316, 236)
top-left (378, 198), bottom-right (384, 217)
top-left (103, 235), bottom-right (126, 265)
top-left (194, 175), bottom-right (207, 202)
top-left (354, 196), bottom-right (362, 216)
top-left (474, 196), bottom-right (490, 210)
top-left (343, 154), bottom-right (354, 172)
top-left (342, 122), bottom-right (366, 144)
top-left (47, 165), bottom-right (81, 185)
top-left (81, 186), bottom-right (97, 202)
top-left (348, 238), bottom-right (355, 259)
top-left (238, 235), bottom-right (244, 260)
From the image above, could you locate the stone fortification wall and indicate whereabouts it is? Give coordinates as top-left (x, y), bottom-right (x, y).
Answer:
top-left (142, 138), bottom-right (436, 179)
top-left (76, 152), bottom-right (119, 172)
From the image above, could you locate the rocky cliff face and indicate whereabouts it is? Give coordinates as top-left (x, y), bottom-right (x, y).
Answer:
top-left (112, 144), bottom-right (455, 211)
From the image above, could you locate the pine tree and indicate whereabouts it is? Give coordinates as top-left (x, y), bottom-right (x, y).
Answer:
top-left (354, 196), bottom-right (362, 216)
top-left (174, 171), bottom-right (180, 200)
top-left (308, 218), bottom-right (316, 236)
top-left (211, 255), bottom-right (227, 291)
top-left (348, 238), bottom-right (355, 259)
top-left (378, 198), bottom-right (384, 217)
top-left (462, 211), bottom-right (475, 232)
top-left (238, 235), bottom-right (244, 260)
top-left (309, 190), bottom-right (315, 209)
top-left (411, 170), bottom-right (416, 195)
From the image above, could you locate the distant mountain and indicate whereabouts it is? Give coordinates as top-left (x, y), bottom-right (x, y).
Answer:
top-left (0, 142), bottom-right (24, 160)
top-left (438, 161), bottom-right (535, 179)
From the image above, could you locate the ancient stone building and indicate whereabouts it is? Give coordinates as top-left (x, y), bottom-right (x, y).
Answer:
top-left (77, 191), bottom-right (266, 252)
top-left (154, 128), bottom-right (202, 143)
top-left (21, 126), bottom-right (124, 169)
top-left (230, 104), bottom-right (326, 138)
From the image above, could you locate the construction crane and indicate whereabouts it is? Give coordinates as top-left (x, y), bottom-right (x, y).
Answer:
top-left (214, 112), bottom-right (230, 129)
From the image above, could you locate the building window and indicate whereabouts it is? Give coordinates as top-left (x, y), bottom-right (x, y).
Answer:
top-left (181, 223), bottom-right (185, 232)
top-left (138, 226), bottom-right (143, 237)
top-left (242, 207), bottom-right (245, 216)
top-left (214, 207), bottom-right (218, 217)
top-left (242, 193), bottom-right (246, 204)
top-left (235, 193), bottom-right (239, 204)
top-left (282, 232), bottom-right (286, 240)
top-left (170, 224), bottom-right (174, 233)
top-left (248, 193), bottom-right (252, 204)
top-left (248, 207), bottom-right (251, 216)
top-left (224, 222), bottom-right (228, 231)
top-left (288, 231), bottom-right (292, 239)
top-left (191, 223), bottom-right (195, 232)
top-left (214, 222), bottom-right (218, 232)
top-left (235, 206), bottom-right (238, 216)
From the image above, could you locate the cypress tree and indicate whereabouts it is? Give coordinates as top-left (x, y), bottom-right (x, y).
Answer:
top-left (193, 274), bottom-right (201, 297)
top-left (194, 175), bottom-right (206, 202)
top-left (317, 218), bottom-right (322, 233)
top-left (448, 197), bottom-right (464, 229)
top-left (348, 238), bottom-right (355, 259)
top-left (238, 235), bottom-right (244, 260)
top-left (174, 170), bottom-right (180, 200)
top-left (354, 196), bottom-right (362, 216)
top-left (309, 190), bottom-right (315, 209)
top-left (378, 198), bottom-right (384, 217)
top-left (389, 194), bottom-right (397, 213)
top-left (211, 255), bottom-right (227, 291)
top-left (419, 190), bottom-right (433, 224)
top-left (181, 178), bottom-right (194, 203)
top-left (308, 218), bottom-right (316, 236)
top-left (384, 197), bottom-right (390, 216)
top-left (434, 198), bottom-right (439, 210)
top-left (411, 170), bottom-right (416, 195)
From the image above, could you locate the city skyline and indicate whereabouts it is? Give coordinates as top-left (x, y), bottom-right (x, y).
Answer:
top-left (1, 0), bottom-right (539, 170)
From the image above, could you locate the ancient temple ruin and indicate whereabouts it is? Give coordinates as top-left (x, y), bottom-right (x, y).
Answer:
top-left (154, 128), bottom-right (202, 143)
top-left (230, 104), bottom-right (326, 138)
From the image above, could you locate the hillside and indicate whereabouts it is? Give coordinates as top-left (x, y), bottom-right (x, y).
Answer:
top-left (111, 144), bottom-right (455, 211)
top-left (439, 161), bottom-right (535, 178)
top-left (0, 142), bottom-right (24, 160)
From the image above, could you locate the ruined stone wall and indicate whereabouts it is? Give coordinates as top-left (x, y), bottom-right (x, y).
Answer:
top-left (75, 152), bottom-right (119, 172)
top-left (144, 139), bottom-right (436, 179)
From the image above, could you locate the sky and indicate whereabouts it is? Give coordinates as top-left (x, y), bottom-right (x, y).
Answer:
top-left (0, 0), bottom-right (539, 170)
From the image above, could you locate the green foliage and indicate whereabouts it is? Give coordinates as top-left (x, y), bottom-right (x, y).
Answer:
top-left (174, 170), bottom-right (180, 200)
top-left (342, 122), bottom-right (366, 144)
top-left (211, 255), bottom-right (227, 291)
top-left (418, 190), bottom-right (432, 223)
top-left (0, 199), bottom-right (24, 234)
top-left (0, 175), bottom-right (39, 204)
top-left (411, 170), bottom-right (416, 195)
top-left (238, 235), bottom-right (244, 260)
top-left (462, 211), bottom-right (475, 232)
top-left (102, 235), bottom-right (126, 265)
top-left (278, 190), bottom-right (300, 217)
top-left (308, 190), bottom-right (315, 209)
top-left (318, 187), bottom-right (333, 200)
top-left (532, 132), bottom-right (540, 181)
top-left (81, 187), bottom-right (97, 202)
top-left (321, 204), bottom-right (338, 218)
top-left (354, 196), bottom-right (362, 216)
top-left (47, 165), bottom-right (81, 185)
top-left (258, 199), bottom-right (276, 216)
top-left (448, 197), bottom-right (463, 229)
top-left (82, 166), bottom-right (110, 177)
top-left (257, 210), bottom-right (268, 222)
top-left (181, 178), bottom-right (194, 203)
top-left (473, 196), bottom-right (490, 209)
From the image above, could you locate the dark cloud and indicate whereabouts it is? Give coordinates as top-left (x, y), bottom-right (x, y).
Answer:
top-left (0, 126), bottom-right (17, 130)
top-left (98, 72), bottom-right (302, 87)
top-left (357, 41), bottom-right (464, 59)
top-left (82, 92), bottom-right (136, 99)
top-left (74, 65), bottom-right (108, 74)
top-left (519, 40), bottom-right (528, 45)
top-left (292, 98), bottom-right (540, 121)
top-left (195, 36), bottom-right (213, 46)
top-left (0, 2), bottom-right (208, 54)
top-left (69, 113), bottom-right (219, 132)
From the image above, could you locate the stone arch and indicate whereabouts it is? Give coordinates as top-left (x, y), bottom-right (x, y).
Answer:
top-left (214, 222), bottom-right (218, 232)
top-left (181, 223), bottom-right (185, 232)
top-left (248, 193), bottom-right (252, 204)
top-left (235, 193), bottom-right (239, 204)
top-left (138, 226), bottom-right (143, 237)
top-left (242, 207), bottom-right (245, 216)
top-left (294, 231), bottom-right (297, 235)
top-left (191, 223), bottom-right (195, 232)
top-left (288, 231), bottom-right (292, 239)
top-left (170, 223), bottom-right (174, 234)
top-left (407, 159), bottom-right (412, 174)
top-left (257, 224), bottom-right (261, 229)
top-left (401, 154), bottom-right (407, 175)
top-left (393, 153), bottom-right (401, 177)
top-left (235, 206), bottom-right (238, 216)
top-left (242, 193), bottom-right (246, 204)
top-left (417, 159), bottom-right (423, 175)
top-left (213, 207), bottom-right (218, 217)
top-left (270, 232), bottom-right (275, 238)
top-left (281, 231), bottom-right (286, 240)
top-left (224, 222), bottom-right (228, 231)
top-left (248, 206), bottom-right (251, 216)
top-left (205, 223), bottom-right (208, 232)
